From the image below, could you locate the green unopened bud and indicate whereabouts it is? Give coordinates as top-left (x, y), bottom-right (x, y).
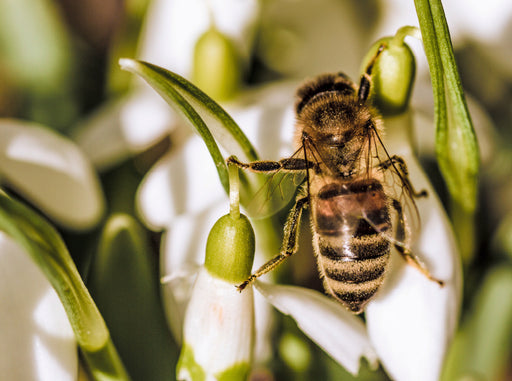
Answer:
top-left (361, 26), bottom-right (418, 116)
top-left (193, 28), bottom-right (242, 102)
top-left (89, 214), bottom-right (176, 380)
top-left (205, 213), bottom-right (255, 283)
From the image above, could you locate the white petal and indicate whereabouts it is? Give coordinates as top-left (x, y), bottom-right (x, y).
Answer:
top-left (160, 262), bottom-right (200, 344)
top-left (0, 232), bottom-right (77, 381)
top-left (255, 281), bottom-right (378, 376)
top-left (365, 114), bottom-right (462, 381)
top-left (159, 201), bottom-right (227, 342)
top-left (74, 89), bottom-right (177, 170)
top-left (226, 81), bottom-right (297, 160)
top-left (252, 288), bottom-right (274, 364)
top-left (178, 268), bottom-right (254, 379)
top-left (136, 135), bottom-right (226, 229)
top-left (162, 201), bottom-right (227, 270)
top-left (72, 99), bottom-right (133, 170)
top-left (119, 89), bottom-right (177, 150)
top-left (0, 119), bottom-right (104, 229)
top-left (139, 0), bottom-right (259, 77)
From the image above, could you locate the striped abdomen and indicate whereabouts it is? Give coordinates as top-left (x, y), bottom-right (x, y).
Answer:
top-left (311, 178), bottom-right (391, 314)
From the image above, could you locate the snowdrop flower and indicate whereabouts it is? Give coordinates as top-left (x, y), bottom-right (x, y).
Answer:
top-left (176, 212), bottom-right (256, 381)
top-left (175, 174), bottom-right (378, 380)
top-left (0, 119), bottom-right (105, 380)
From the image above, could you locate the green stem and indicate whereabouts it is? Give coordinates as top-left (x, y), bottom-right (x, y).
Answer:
top-left (229, 162), bottom-right (240, 220)
top-left (392, 25), bottom-right (421, 44)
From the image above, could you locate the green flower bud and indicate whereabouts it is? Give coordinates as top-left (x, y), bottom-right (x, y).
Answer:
top-left (205, 213), bottom-right (255, 283)
top-left (193, 28), bottom-right (242, 102)
top-left (361, 29), bottom-right (417, 116)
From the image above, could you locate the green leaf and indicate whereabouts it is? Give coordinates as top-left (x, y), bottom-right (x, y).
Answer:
top-left (414, 0), bottom-right (479, 213)
top-left (414, 0), bottom-right (480, 264)
top-left (0, 193), bottom-right (129, 381)
top-left (119, 59), bottom-right (259, 195)
top-left (88, 214), bottom-right (178, 381)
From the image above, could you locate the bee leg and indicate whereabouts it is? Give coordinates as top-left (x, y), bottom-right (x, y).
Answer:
top-left (227, 155), bottom-right (317, 173)
top-left (237, 195), bottom-right (309, 292)
top-left (392, 199), bottom-right (445, 287)
top-left (378, 155), bottom-right (428, 198)
top-left (358, 43), bottom-right (386, 102)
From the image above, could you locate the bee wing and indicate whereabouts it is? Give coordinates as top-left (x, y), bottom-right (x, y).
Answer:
top-left (243, 169), bottom-right (305, 219)
top-left (241, 146), bottom-right (307, 219)
top-left (363, 128), bottom-right (422, 249)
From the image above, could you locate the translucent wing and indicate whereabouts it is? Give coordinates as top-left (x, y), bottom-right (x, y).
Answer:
top-left (363, 126), bottom-right (423, 249)
top-left (239, 147), bottom-right (307, 219)
top-left (242, 170), bottom-right (305, 219)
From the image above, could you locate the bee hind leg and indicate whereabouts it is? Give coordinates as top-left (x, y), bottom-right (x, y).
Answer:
top-left (237, 195), bottom-right (309, 291)
top-left (392, 199), bottom-right (445, 287)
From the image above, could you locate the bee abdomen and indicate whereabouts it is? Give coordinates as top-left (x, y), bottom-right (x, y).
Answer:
top-left (316, 235), bottom-right (390, 313)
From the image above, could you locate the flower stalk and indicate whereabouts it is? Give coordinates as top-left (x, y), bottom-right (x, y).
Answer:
top-left (228, 160), bottom-right (240, 220)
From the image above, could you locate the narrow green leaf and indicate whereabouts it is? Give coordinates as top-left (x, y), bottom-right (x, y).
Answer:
top-left (88, 214), bottom-right (178, 381)
top-left (130, 60), bottom-right (258, 162)
top-left (0, 193), bottom-right (129, 381)
top-left (414, 0), bottom-right (480, 263)
top-left (119, 58), bottom-right (229, 194)
top-left (119, 59), bottom-right (260, 198)
top-left (430, 0), bottom-right (479, 213)
top-left (414, 0), bottom-right (480, 212)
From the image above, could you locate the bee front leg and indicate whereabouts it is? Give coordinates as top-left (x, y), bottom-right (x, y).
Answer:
top-left (391, 199), bottom-right (444, 287)
top-left (227, 155), bottom-right (317, 174)
top-left (237, 195), bottom-right (309, 291)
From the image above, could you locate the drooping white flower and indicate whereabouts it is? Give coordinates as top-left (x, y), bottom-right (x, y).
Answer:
top-left (0, 119), bottom-right (104, 230)
top-left (175, 211), bottom-right (378, 379)
top-left (177, 268), bottom-right (255, 381)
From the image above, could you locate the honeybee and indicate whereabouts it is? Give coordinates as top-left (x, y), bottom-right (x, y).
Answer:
top-left (228, 45), bottom-right (444, 314)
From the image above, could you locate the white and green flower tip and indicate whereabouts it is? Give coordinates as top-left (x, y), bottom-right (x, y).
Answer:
top-left (361, 26), bottom-right (419, 116)
top-left (177, 164), bottom-right (256, 381)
